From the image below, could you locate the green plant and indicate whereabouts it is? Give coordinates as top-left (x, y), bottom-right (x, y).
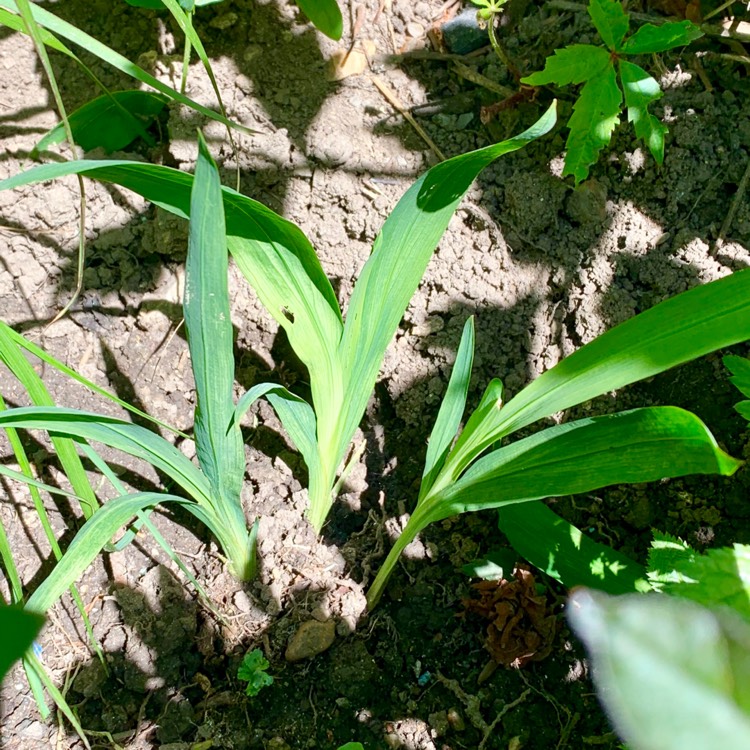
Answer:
top-left (124, 0), bottom-right (343, 40)
top-left (365, 270), bottom-right (749, 607)
top-left (237, 648), bottom-right (274, 697)
top-left (0, 104), bottom-right (557, 549)
top-left (0, 605), bottom-right (44, 681)
top-left (522, 0), bottom-right (703, 183)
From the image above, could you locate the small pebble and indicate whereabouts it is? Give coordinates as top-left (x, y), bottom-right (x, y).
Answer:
top-left (447, 707), bottom-right (465, 731)
top-left (285, 619), bottom-right (336, 662)
top-left (406, 21), bottom-right (425, 37)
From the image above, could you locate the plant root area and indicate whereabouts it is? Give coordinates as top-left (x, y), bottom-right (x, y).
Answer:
top-left (1, 1), bottom-right (749, 748)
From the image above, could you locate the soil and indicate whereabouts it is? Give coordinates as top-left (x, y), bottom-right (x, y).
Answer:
top-left (1, 1), bottom-right (750, 749)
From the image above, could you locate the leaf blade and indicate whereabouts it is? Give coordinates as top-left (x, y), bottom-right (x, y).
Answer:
top-left (622, 19), bottom-right (703, 54)
top-left (521, 45), bottom-right (611, 86)
top-left (295, 0), bottom-right (343, 40)
top-left (619, 59), bottom-right (667, 164)
top-left (588, 0), bottom-right (630, 51)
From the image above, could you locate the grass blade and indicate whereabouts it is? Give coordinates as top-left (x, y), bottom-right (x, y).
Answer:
top-left (185, 133), bottom-right (244, 502)
top-left (0, 0), bottom-right (252, 134)
top-left (420, 317), bottom-right (475, 500)
top-left (336, 104), bottom-right (557, 468)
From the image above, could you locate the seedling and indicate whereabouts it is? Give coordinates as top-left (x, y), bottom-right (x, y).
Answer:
top-left (522, 0), bottom-right (703, 183)
top-left (237, 648), bottom-right (274, 697)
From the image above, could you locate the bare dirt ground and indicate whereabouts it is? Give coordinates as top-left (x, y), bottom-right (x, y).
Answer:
top-left (1, 0), bottom-right (750, 748)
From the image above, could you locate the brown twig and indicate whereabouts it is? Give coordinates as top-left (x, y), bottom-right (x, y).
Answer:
top-left (371, 75), bottom-right (447, 161)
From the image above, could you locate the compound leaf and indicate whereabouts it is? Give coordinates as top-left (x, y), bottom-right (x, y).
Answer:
top-left (522, 44), bottom-right (611, 86)
top-left (563, 63), bottom-right (622, 184)
top-left (619, 59), bottom-right (667, 164)
top-left (588, 0), bottom-right (629, 51)
top-left (649, 535), bottom-right (750, 621)
top-left (725, 355), bottom-right (750, 398)
top-left (622, 19), bottom-right (703, 54)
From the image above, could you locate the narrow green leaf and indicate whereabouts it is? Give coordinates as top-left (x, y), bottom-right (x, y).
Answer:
top-left (0, 324), bottom-right (98, 517)
top-left (295, 0), bottom-right (343, 40)
top-left (34, 91), bottom-right (166, 154)
top-left (24, 493), bottom-right (194, 615)
top-left (521, 45), bottom-right (611, 86)
top-left (568, 590), bottom-right (750, 750)
top-left (0, 407), bottom-right (212, 503)
top-left (0, 0), bottom-right (251, 133)
top-left (563, 64), bottom-right (622, 184)
top-left (443, 270), bottom-right (750, 483)
top-left (0, 321), bottom-right (185, 438)
top-left (619, 60), bottom-right (667, 165)
top-left (0, 7), bottom-right (72, 55)
top-left (622, 19), bottom-right (703, 54)
top-left (420, 317), bottom-right (475, 500)
top-left (497, 501), bottom-right (647, 594)
top-left (337, 104), bottom-right (557, 470)
top-left (588, 0), bottom-right (630, 51)
top-left (185, 133), bottom-right (244, 504)
top-left (234, 382), bottom-right (318, 474)
top-left (432, 407), bottom-right (741, 522)
top-left (0, 606), bottom-right (44, 680)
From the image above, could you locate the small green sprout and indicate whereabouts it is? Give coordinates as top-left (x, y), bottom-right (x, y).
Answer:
top-left (522, 0), bottom-right (703, 184)
top-left (237, 648), bottom-right (273, 697)
top-left (470, 0), bottom-right (508, 22)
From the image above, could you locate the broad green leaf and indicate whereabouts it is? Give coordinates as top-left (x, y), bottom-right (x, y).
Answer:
top-left (649, 535), bottom-right (750, 621)
top-left (622, 19), bottom-right (703, 55)
top-left (0, 0), bottom-right (250, 134)
top-left (619, 60), bottom-right (667, 164)
top-left (442, 269), bottom-right (750, 484)
top-left (497, 501), bottom-right (647, 594)
top-left (420, 317), bottom-right (475, 500)
top-left (562, 64), bottom-right (621, 184)
top-left (337, 104), bottom-right (557, 473)
top-left (185, 134), bottom-right (244, 505)
top-left (431, 407), bottom-right (740, 523)
top-left (368, 406), bottom-right (740, 609)
top-left (0, 606), bottom-right (44, 681)
top-left (34, 91), bottom-right (167, 154)
top-left (588, 0), bottom-right (629, 51)
top-left (568, 589), bottom-right (750, 750)
top-left (0, 407), bottom-right (211, 504)
top-left (295, 0), bottom-right (343, 40)
top-left (24, 492), bottom-right (194, 614)
top-left (521, 45), bottom-right (611, 86)
top-left (337, 745), bottom-right (365, 750)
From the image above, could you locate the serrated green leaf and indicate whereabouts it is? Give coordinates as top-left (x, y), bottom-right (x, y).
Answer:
top-left (563, 64), bottom-right (622, 184)
top-left (34, 90), bottom-right (166, 155)
top-left (238, 648), bottom-right (273, 697)
top-left (521, 44), bottom-right (611, 86)
top-left (647, 531), bottom-right (695, 588)
top-left (588, 0), bottom-right (630, 51)
top-left (420, 317), bottom-right (475, 500)
top-left (651, 539), bottom-right (750, 621)
top-left (295, 0), bottom-right (343, 40)
top-left (497, 501), bottom-right (647, 594)
top-left (622, 19), bottom-right (703, 55)
top-left (619, 60), bottom-right (667, 164)
top-left (568, 590), bottom-right (750, 750)
top-left (725, 355), bottom-right (750, 399)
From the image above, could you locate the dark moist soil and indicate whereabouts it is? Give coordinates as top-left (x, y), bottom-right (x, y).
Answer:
top-left (1, 0), bottom-right (750, 748)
